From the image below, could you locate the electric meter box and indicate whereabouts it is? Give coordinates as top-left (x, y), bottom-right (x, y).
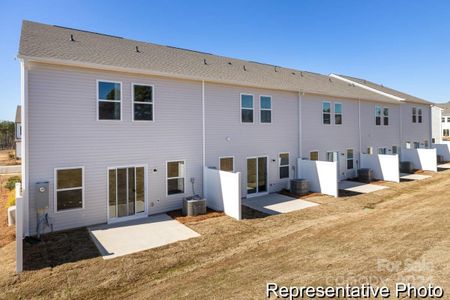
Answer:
top-left (35, 181), bottom-right (49, 210)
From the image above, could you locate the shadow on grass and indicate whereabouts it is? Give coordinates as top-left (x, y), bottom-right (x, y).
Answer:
top-left (338, 189), bottom-right (363, 197)
top-left (241, 205), bottom-right (270, 220)
top-left (23, 228), bottom-right (100, 271)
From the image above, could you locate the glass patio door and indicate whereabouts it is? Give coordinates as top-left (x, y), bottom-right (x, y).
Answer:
top-left (247, 157), bottom-right (267, 196)
top-left (109, 166), bottom-right (145, 221)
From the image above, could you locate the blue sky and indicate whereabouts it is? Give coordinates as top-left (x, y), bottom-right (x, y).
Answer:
top-left (1, 0), bottom-right (450, 121)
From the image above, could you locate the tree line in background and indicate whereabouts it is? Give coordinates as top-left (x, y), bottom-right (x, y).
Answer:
top-left (0, 121), bottom-right (15, 150)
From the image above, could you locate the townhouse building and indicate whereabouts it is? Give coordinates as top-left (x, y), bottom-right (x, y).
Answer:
top-left (18, 21), bottom-right (432, 235)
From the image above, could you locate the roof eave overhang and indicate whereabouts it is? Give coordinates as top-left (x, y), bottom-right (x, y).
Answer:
top-left (19, 54), bottom-right (396, 104)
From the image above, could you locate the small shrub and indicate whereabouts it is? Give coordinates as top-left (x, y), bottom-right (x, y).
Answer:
top-left (7, 190), bottom-right (16, 207)
top-left (8, 151), bottom-right (15, 160)
top-left (5, 176), bottom-right (21, 191)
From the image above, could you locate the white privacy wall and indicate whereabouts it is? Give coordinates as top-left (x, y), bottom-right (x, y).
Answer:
top-left (433, 142), bottom-right (450, 162)
top-left (297, 159), bottom-right (338, 197)
top-left (402, 149), bottom-right (438, 172)
top-left (360, 154), bottom-right (400, 182)
top-left (204, 167), bottom-right (241, 220)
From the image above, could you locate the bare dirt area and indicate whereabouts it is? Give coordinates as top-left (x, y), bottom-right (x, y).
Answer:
top-left (0, 150), bottom-right (20, 166)
top-left (1, 171), bottom-right (450, 299)
top-left (0, 175), bottom-right (16, 248)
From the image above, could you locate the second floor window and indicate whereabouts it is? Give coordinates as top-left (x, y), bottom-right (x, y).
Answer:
top-left (260, 96), bottom-right (272, 123)
top-left (322, 102), bottom-right (331, 125)
top-left (241, 94), bottom-right (254, 123)
top-left (383, 108), bottom-right (389, 125)
top-left (98, 81), bottom-right (121, 120)
top-left (375, 106), bottom-right (382, 125)
top-left (335, 103), bottom-right (342, 125)
top-left (412, 107), bottom-right (422, 123)
top-left (133, 84), bottom-right (153, 121)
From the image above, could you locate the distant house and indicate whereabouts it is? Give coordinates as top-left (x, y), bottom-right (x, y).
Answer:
top-left (15, 105), bottom-right (22, 159)
top-left (437, 102), bottom-right (450, 140)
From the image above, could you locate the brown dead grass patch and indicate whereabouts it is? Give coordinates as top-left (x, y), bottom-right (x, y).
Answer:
top-left (0, 175), bottom-right (16, 248)
top-left (1, 170), bottom-right (450, 299)
top-left (167, 209), bottom-right (225, 224)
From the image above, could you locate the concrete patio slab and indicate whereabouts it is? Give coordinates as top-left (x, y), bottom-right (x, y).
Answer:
top-left (438, 163), bottom-right (450, 169)
top-left (89, 214), bottom-right (200, 259)
top-left (243, 193), bottom-right (319, 215)
top-left (400, 173), bottom-right (431, 180)
top-left (339, 180), bottom-right (388, 194)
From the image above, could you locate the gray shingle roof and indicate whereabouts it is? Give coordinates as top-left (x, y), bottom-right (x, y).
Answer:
top-left (437, 102), bottom-right (450, 115)
top-left (18, 21), bottom-right (399, 103)
top-left (337, 75), bottom-right (432, 105)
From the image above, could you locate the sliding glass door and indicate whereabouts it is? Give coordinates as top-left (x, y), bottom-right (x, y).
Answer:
top-left (108, 166), bottom-right (146, 221)
top-left (247, 157), bottom-right (268, 196)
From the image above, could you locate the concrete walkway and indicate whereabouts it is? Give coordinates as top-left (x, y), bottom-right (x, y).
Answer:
top-left (400, 173), bottom-right (431, 181)
top-left (243, 193), bottom-right (319, 215)
top-left (89, 214), bottom-right (200, 259)
top-left (438, 163), bottom-right (450, 169)
top-left (339, 180), bottom-right (388, 194)
top-left (0, 165), bottom-right (21, 175)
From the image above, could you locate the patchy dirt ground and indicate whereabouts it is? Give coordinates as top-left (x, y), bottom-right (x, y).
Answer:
top-left (0, 175), bottom-right (16, 248)
top-left (0, 150), bottom-right (20, 166)
top-left (1, 170), bottom-right (450, 299)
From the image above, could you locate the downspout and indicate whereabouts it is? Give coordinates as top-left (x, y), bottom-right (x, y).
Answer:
top-left (399, 103), bottom-right (403, 157)
top-left (358, 100), bottom-right (362, 168)
top-left (298, 92), bottom-right (303, 158)
top-left (428, 105), bottom-right (433, 147)
top-left (202, 81), bottom-right (206, 197)
top-left (20, 59), bottom-right (29, 236)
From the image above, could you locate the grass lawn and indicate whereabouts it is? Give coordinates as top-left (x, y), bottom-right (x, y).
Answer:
top-left (1, 170), bottom-right (450, 299)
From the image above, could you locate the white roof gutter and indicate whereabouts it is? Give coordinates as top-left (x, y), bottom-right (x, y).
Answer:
top-left (330, 74), bottom-right (405, 102)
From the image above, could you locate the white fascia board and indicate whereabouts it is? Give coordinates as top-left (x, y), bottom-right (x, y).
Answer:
top-left (330, 74), bottom-right (405, 102)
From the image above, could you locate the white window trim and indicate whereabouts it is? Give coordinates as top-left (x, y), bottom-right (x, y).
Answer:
top-left (240, 93), bottom-right (254, 124)
top-left (166, 160), bottom-right (186, 197)
top-left (96, 80), bottom-right (123, 121)
top-left (406, 141), bottom-right (411, 149)
top-left (259, 95), bottom-right (272, 124)
top-left (219, 156), bottom-right (235, 172)
top-left (322, 101), bottom-right (331, 125)
top-left (367, 147), bottom-right (374, 155)
top-left (278, 152), bottom-right (290, 179)
top-left (54, 166), bottom-right (85, 213)
top-left (106, 164), bottom-right (148, 223)
top-left (131, 83), bottom-right (155, 122)
top-left (309, 150), bottom-right (319, 161)
top-left (346, 149), bottom-right (354, 170)
top-left (334, 102), bottom-right (343, 125)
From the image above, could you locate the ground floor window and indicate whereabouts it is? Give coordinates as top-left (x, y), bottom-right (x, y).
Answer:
top-left (367, 147), bottom-right (373, 155)
top-left (424, 140), bottom-right (429, 148)
top-left (310, 151), bottom-right (319, 161)
top-left (413, 142), bottom-right (420, 149)
top-left (346, 149), bottom-right (354, 170)
top-left (167, 161), bottom-right (185, 195)
top-left (326, 152), bottom-right (337, 162)
top-left (444, 129), bottom-right (449, 137)
top-left (55, 167), bottom-right (84, 212)
top-left (406, 142), bottom-right (411, 149)
top-left (108, 166), bottom-right (145, 219)
top-left (392, 146), bottom-right (398, 154)
top-left (378, 148), bottom-right (387, 155)
top-left (279, 153), bottom-right (289, 179)
top-left (219, 157), bottom-right (234, 172)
